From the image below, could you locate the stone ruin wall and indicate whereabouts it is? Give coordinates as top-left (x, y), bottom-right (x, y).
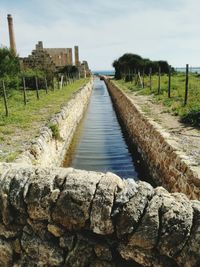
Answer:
top-left (0, 164), bottom-right (199, 267)
top-left (104, 78), bottom-right (200, 201)
top-left (15, 79), bottom-right (93, 167)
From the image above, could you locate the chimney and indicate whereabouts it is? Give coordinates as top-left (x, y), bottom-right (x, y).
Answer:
top-left (7, 14), bottom-right (16, 55)
top-left (74, 45), bottom-right (79, 66)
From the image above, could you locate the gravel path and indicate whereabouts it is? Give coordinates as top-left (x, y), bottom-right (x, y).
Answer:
top-left (127, 91), bottom-right (200, 173)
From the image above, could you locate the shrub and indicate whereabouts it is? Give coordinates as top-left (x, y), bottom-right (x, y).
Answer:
top-left (181, 106), bottom-right (200, 127)
top-left (48, 124), bottom-right (61, 140)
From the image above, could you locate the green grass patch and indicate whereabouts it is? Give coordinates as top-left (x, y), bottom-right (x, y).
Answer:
top-left (0, 78), bottom-right (89, 161)
top-left (114, 73), bottom-right (200, 127)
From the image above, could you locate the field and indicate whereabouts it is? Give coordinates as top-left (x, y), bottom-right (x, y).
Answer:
top-left (0, 78), bottom-right (89, 162)
top-left (114, 72), bottom-right (200, 126)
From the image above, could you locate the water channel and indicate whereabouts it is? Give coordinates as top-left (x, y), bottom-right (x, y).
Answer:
top-left (63, 77), bottom-right (149, 180)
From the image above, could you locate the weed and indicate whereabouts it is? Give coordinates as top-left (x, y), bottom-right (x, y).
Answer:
top-left (48, 124), bottom-right (61, 140)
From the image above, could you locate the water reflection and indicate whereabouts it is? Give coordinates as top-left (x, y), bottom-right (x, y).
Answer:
top-left (63, 77), bottom-right (140, 179)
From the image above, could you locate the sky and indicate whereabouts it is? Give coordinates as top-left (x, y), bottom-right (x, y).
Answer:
top-left (1, 0), bottom-right (200, 70)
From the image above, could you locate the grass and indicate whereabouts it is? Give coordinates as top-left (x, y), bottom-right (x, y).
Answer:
top-left (114, 72), bottom-right (200, 127)
top-left (0, 78), bottom-right (89, 162)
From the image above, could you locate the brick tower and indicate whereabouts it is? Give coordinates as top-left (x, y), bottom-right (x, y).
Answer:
top-left (7, 14), bottom-right (16, 55)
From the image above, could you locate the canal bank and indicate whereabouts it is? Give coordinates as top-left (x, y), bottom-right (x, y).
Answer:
top-left (15, 79), bottom-right (94, 167)
top-left (63, 77), bottom-right (152, 181)
top-left (104, 77), bottom-right (200, 200)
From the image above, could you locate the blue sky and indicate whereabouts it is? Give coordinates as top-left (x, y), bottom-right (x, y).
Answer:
top-left (1, 0), bottom-right (200, 70)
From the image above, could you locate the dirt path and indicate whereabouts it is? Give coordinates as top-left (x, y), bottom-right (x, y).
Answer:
top-left (126, 91), bottom-right (200, 172)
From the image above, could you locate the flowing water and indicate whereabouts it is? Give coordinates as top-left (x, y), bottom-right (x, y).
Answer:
top-left (63, 77), bottom-right (149, 180)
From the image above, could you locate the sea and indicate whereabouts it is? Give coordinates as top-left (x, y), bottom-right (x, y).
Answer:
top-left (175, 67), bottom-right (200, 74)
top-left (92, 68), bottom-right (200, 75)
top-left (92, 70), bottom-right (115, 76)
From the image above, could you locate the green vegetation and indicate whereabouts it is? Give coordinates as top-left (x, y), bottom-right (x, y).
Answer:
top-left (113, 53), bottom-right (171, 80)
top-left (48, 123), bottom-right (61, 140)
top-left (114, 72), bottom-right (200, 127)
top-left (0, 78), bottom-right (89, 162)
top-left (0, 47), bottom-right (21, 91)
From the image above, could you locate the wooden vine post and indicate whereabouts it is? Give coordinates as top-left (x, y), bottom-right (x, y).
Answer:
top-left (158, 66), bottom-right (161, 94)
top-left (2, 80), bottom-right (9, 116)
top-left (149, 67), bottom-right (152, 90)
top-left (22, 77), bottom-right (27, 105)
top-left (45, 76), bottom-right (48, 94)
top-left (35, 76), bottom-right (40, 100)
top-left (184, 64), bottom-right (189, 106)
top-left (168, 65), bottom-right (171, 98)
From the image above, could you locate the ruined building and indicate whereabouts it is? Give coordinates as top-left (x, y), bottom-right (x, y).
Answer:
top-left (22, 41), bottom-right (56, 75)
top-left (74, 45), bottom-right (80, 66)
top-left (44, 47), bottom-right (73, 67)
top-left (22, 41), bottom-right (91, 77)
top-left (3, 14), bottom-right (91, 77)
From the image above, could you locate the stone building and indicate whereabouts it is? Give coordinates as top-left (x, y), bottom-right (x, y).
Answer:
top-left (74, 45), bottom-right (80, 66)
top-left (80, 60), bottom-right (91, 77)
top-left (22, 41), bottom-right (56, 75)
top-left (44, 47), bottom-right (73, 67)
top-left (22, 41), bottom-right (91, 78)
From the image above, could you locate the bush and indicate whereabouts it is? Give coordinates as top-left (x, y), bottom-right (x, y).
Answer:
top-left (0, 47), bottom-right (20, 76)
top-left (181, 106), bottom-right (200, 127)
top-left (48, 124), bottom-right (61, 140)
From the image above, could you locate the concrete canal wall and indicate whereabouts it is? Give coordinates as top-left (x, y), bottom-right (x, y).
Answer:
top-left (104, 78), bottom-right (200, 200)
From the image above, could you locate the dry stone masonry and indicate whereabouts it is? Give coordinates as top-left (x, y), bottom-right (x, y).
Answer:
top-left (104, 78), bottom-right (200, 200)
top-left (0, 77), bottom-right (199, 266)
top-left (0, 164), bottom-right (199, 267)
top-left (15, 79), bottom-right (93, 168)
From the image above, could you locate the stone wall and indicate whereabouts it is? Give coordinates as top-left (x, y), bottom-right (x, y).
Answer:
top-left (0, 164), bottom-right (199, 267)
top-left (104, 78), bottom-right (200, 200)
top-left (15, 79), bottom-right (93, 168)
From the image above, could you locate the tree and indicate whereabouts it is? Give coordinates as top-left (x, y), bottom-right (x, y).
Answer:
top-left (112, 53), bottom-right (171, 80)
top-left (0, 47), bottom-right (20, 77)
top-left (0, 47), bottom-right (20, 91)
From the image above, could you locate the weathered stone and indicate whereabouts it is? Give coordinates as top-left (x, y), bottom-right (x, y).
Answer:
top-left (27, 219), bottom-right (49, 240)
top-left (64, 235), bottom-right (95, 267)
top-left (94, 244), bottom-right (112, 261)
top-left (90, 172), bottom-right (124, 235)
top-left (24, 168), bottom-right (57, 220)
top-left (0, 167), bottom-right (16, 225)
top-left (52, 170), bottom-right (101, 230)
top-left (21, 231), bottom-right (64, 266)
top-left (90, 260), bottom-right (115, 267)
top-left (8, 169), bottom-right (29, 215)
top-left (176, 200), bottom-right (200, 267)
top-left (0, 223), bottom-right (19, 239)
top-left (114, 178), bottom-right (138, 207)
top-left (116, 181), bottom-right (154, 237)
top-left (59, 233), bottom-right (75, 251)
top-left (48, 223), bottom-right (64, 237)
top-left (0, 165), bottom-right (199, 267)
top-left (157, 192), bottom-right (193, 257)
top-left (0, 239), bottom-right (13, 267)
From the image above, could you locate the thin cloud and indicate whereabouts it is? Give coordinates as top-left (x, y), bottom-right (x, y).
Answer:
top-left (0, 0), bottom-right (200, 70)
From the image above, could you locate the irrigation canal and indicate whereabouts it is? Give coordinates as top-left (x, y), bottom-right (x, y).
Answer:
top-left (63, 77), bottom-right (149, 180)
